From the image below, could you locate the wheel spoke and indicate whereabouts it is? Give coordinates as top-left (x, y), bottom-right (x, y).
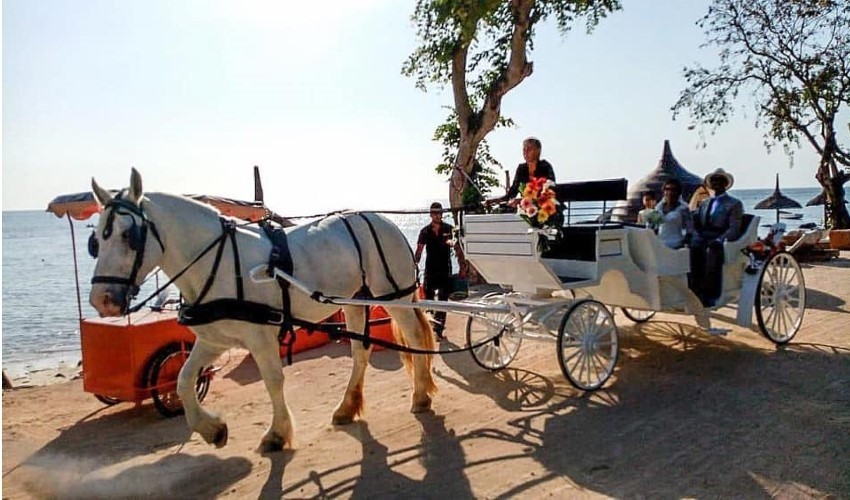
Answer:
top-left (562, 346), bottom-right (582, 364)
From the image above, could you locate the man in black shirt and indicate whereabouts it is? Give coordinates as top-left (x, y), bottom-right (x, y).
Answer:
top-left (415, 202), bottom-right (466, 340)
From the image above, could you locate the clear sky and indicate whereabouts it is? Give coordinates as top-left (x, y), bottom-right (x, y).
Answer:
top-left (2, 0), bottom-right (823, 214)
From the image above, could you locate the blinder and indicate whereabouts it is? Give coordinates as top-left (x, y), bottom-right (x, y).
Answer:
top-left (88, 231), bottom-right (100, 258)
top-left (90, 196), bottom-right (164, 313)
top-left (87, 209), bottom-right (148, 259)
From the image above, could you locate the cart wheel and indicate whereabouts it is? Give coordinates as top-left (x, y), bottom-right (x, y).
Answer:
top-left (465, 304), bottom-right (523, 371)
top-left (756, 251), bottom-right (806, 344)
top-left (620, 308), bottom-right (656, 323)
top-left (558, 300), bottom-right (619, 391)
top-left (94, 394), bottom-right (121, 406)
top-left (146, 343), bottom-right (211, 418)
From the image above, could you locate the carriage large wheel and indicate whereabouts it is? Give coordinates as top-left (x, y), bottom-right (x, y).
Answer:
top-left (465, 302), bottom-right (523, 371)
top-left (557, 300), bottom-right (619, 390)
top-left (756, 251), bottom-right (806, 344)
top-left (145, 343), bottom-right (211, 418)
top-left (620, 308), bottom-right (656, 323)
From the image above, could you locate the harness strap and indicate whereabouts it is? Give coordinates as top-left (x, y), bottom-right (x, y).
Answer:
top-left (194, 223), bottom-right (232, 305)
top-left (356, 213), bottom-right (402, 293)
top-left (339, 215), bottom-right (368, 291)
top-left (223, 219), bottom-right (244, 301)
top-left (260, 220), bottom-right (298, 364)
top-left (180, 298), bottom-right (286, 326)
top-left (308, 283), bottom-right (418, 305)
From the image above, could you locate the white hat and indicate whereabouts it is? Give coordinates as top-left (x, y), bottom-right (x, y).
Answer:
top-left (705, 167), bottom-right (734, 189)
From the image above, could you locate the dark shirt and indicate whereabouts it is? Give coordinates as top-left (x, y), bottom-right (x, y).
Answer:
top-left (504, 160), bottom-right (556, 200)
top-left (417, 221), bottom-right (454, 277)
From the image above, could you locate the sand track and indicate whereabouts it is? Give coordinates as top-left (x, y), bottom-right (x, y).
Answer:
top-left (3, 256), bottom-right (849, 498)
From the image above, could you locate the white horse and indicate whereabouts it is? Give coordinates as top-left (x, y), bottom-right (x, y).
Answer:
top-left (89, 169), bottom-right (437, 451)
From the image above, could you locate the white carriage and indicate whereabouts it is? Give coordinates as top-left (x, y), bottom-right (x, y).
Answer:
top-left (458, 178), bottom-right (806, 390)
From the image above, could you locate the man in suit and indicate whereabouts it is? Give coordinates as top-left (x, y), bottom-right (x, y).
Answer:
top-left (689, 168), bottom-right (744, 307)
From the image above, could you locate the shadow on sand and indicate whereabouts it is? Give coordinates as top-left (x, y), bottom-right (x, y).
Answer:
top-left (277, 320), bottom-right (850, 497)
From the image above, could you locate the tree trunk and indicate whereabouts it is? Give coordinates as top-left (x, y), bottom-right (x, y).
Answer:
top-left (449, 139), bottom-right (478, 211)
top-left (816, 133), bottom-right (850, 229)
top-left (821, 176), bottom-right (850, 229)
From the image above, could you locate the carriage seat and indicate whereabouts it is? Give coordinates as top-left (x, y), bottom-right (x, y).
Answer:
top-left (721, 213), bottom-right (759, 297)
top-left (540, 225), bottom-right (603, 261)
top-left (626, 227), bottom-right (690, 276)
top-left (723, 214), bottom-right (758, 256)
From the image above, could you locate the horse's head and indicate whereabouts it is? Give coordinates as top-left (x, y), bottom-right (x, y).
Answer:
top-left (89, 168), bottom-right (164, 317)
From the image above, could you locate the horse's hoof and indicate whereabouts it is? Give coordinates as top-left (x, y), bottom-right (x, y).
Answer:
top-left (332, 413), bottom-right (355, 426)
top-left (212, 425), bottom-right (229, 448)
top-left (258, 434), bottom-right (285, 453)
top-left (410, 396), bottom-right (432, 414)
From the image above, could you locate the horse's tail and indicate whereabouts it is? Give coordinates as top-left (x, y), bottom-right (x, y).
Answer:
top-left (391, 295), bottom-right (437, 392)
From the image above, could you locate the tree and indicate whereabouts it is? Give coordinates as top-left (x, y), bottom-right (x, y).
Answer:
top-left (672, 0), bottom-right (850, 228)
top-left (403, 0), bottom-right (621, 210)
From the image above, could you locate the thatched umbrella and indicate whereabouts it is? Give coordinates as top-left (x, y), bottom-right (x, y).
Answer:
top-left (754, 174), bottom-right (802, 223)
top-left (806, 189), bottom-right (848, 226)
top-left (806, 190), bottom-right (833, 207)
top-left (613, 140), bottom-right (704, 222)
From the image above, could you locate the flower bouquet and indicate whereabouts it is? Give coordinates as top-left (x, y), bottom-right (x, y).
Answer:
top-left (642, 209), bottom-right (663, 231)
top-left (518, 176), bottom-right (562, 228)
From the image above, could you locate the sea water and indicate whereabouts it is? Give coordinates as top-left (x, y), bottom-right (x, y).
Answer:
top-left (0, 187), bottom-right (825, 375)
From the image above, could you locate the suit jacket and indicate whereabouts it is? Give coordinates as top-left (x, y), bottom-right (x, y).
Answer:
top-left (692, 194), bottom-right (744, 243)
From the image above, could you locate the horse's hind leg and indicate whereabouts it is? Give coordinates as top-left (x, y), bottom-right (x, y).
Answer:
top-left (243, 329), bottom-right (295, 451)
top-left (386, 306), bottom-right (437, 413)
top-left (177, 339), bottom-right (229, 447)
top-left (332, 305), bottom-right (372, 425)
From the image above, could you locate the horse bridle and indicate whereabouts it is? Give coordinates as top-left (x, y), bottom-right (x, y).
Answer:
top-left (90, 196), bottom-right (164, 306)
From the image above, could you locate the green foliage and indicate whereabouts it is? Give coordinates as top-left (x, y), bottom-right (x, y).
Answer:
top-left (403, 0), bottom-right (621, 92)
top-left (403, 0), bottom-right (621, 198)
top-left (433, 106), bottom-right (512, 202)
top-left (672, 0), bottom-right (850, 169)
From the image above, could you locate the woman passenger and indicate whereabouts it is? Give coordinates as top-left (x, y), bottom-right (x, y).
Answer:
top-left (656, 179), bottom-right (692, 249)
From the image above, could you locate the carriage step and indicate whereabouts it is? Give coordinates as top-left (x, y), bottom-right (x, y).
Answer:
top-left (558, 276), bottom-right (593, 286)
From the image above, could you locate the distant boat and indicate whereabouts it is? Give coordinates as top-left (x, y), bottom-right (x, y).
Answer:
top-left (779, 211), bottom-right (804, 220)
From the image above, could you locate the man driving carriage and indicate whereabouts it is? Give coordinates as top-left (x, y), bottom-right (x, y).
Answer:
top-left (689, 168), bottom-right (744, 307)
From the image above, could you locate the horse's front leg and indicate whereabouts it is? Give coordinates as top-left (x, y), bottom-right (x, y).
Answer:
top-left (332, 306), bottom-right (372, 425)
top-left (243, 328), bottom-right (295, 452)
top-left (177, 339), bottom-right (229, 447)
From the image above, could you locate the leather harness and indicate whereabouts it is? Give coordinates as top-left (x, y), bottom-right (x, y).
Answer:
top-left (178, 212), bottom-right (418, 364)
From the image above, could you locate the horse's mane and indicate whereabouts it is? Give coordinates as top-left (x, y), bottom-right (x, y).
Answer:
top-left (145, 192), bottom-right (223, 219)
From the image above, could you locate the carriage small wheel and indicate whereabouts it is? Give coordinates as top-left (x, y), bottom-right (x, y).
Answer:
top-left (145, 342), bottom-right (212, 418)
top-left (755, 251), bottom-right (806, 344)
top-left (558, 300), bottom-right (619, 391)
top-left (620, 308), bottom-right (656, 324)
top-left (93, 394), bottom-right (121, 406)
top-left (465, 297), bottom-right (523, 371)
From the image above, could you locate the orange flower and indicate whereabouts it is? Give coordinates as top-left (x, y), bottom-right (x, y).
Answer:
top-left (540, 199), bottom-right (557, 216)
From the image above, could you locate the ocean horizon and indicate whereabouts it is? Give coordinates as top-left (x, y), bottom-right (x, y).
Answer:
top-left (1, 186), bottom-right (826, 377)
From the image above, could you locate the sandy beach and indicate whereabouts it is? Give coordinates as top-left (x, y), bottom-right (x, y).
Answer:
top-left (3, 253), bottom-right (849, 498)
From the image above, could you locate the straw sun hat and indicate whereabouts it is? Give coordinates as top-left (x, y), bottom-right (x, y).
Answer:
top-left (704, 167), bottom-right (734, 189)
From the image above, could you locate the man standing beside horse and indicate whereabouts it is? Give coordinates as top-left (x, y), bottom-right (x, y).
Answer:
top-left (415, 202), bottom-right (466, 341)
